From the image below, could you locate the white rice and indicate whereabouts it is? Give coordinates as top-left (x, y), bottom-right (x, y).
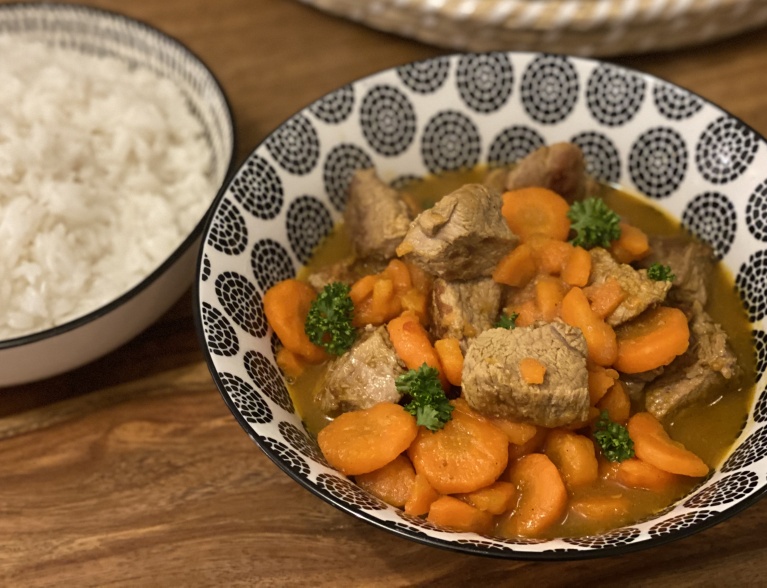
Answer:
top-left (0, 39), bottom-right (214, 340)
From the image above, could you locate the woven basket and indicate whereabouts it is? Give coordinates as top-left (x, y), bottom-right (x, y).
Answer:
top-left (300, 0), bottom-right (767, 56)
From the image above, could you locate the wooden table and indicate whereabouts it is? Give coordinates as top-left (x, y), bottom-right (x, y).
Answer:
top-left (2, 1), bottom-right (766, 585)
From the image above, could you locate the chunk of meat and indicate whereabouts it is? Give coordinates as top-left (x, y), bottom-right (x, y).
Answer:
top-left (461, 322), bottom-right (590, 428)
top-left (505, 143), bottom-right (587, 203)
top-left (430, 277), bottom-right (503, 350)
top-left (588, 248), bottom-right (671, 327)
top-left (344, 169), bottom-right (412, 260)
top-left (316, 325), bottom-right (406, 416)
top-left (396, 184), bottom-right (518, 281)
top-left (640, 235), bottom-right (715, 310)
top-left (644, 301), bottom-right (739, 421)
top-left (305, 256), bottom-right (386, 292)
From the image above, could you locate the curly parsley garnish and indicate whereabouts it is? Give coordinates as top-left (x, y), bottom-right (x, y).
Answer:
top-left (304, 282), bottom-right (356, 356)
top-left (396, 364), bottom-right (453, 431)
top-left (495, 311), bottom-right (519, 330)
top-left (567, 197), bottom-right (622, 249)
top-left (594, 410), bottom-right (635, 462)
top-left (647, 262), bottom-right (676, 282)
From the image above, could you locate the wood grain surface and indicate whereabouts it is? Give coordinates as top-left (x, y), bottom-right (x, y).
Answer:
top-left (1, 1), bottom-right (767, 586)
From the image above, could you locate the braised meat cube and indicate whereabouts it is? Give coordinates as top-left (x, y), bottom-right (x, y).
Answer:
top-left (461, 322), bottom-right (590, 428)
top-left (396, 183), bottom-right (518, 281)
top-left (305, 256), bottom-right (385, 292)
top-left (344, 168), bottom-right (412, 261)
top-left (588, 247), bottom-right (671, 327)
top-left (316, 325), bottom-right (405, 416)
top-left (644, 301), bottom-right (739, 421)
top-left (430, 277), bottom-right (503, 350)
top-left (504, 143), bottom-right (587, 203)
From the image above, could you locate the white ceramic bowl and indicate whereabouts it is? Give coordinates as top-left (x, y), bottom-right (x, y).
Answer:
top-left (0, 4), bottom-right (235, 387)
top-left (196, 52), bottom-right (767, 558)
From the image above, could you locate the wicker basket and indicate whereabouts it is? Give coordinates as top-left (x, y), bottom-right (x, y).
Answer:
top-left (300, 0), bottom-right (767, 57)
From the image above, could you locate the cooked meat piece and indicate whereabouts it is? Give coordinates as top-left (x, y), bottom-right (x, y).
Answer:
top-left (396, 184), bottom-right (518, 281)
top-left (305, 256), bottom-right (385, 292)
top-left (588, 247), bottom-right (671, 327)
top-left (482, 167), bottom-right (507, 195)
top-left (430, 277), bottom-right (503, 350)
top-left (640, 234), bottom-right (715, 310)
top-left (644, 301), bottom-right (739, 421)
top-left (461, 322), bottom-right (590, 427)
top-left (316, 325), bottom-right (406, 416)
top-left (505, 143), bottom-right (587, 202)
top-left (344, 168), bottom-right (412, 260)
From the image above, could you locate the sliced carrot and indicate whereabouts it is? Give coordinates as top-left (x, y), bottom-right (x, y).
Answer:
top-left (528, 235), bottom-right (574, 276)
top-left (404, 473), bottom-right (441, 516)
top-left (501, 187), bottom-right (571, 242)
top-left (535, 275), bottom-right (565, 322)
top-left (544, 429), bottom-right (599, 490)
top-left (434, 337), bottom-right (464, 387)
top-left (404, 261), bottom-right (432, 294)
top-left (498, 453), bottom-right (568, 538)
top-left (587, 364), bottom-right (619, 406)
top-left (349, 274), bottom-right (378, 305)
top-left (488, 416), bottom-right (539, 447)
top-left (519, 357), bottom-right (546, 385)
top-left (616, 457), bottom-right (681, 492)
top-left (355, 454), bottom-right (416, 508)
top-left (611, 222), bottom-right (650, 264)
top-left (562, 245), bottom-right (592, 287)
top-left (569, 492), bottom-right (631, 525)
top-left (408, 399), bottom-right (509, 494)
top-left (507, 299), bottom-right (539, 327)
top-left (455, 481), bottom-right (517, 515)
top-left (596, 380), bottom-right (631, 424)
top-left (627, 412), bottom-right (709, 477)
top-left (400, 288), bottom-right (428, 324)
top-left (427, 496), bottom-right (494, 534)
top-left (614, 306), bottom-right (690, 374)
top-left (317, 402), bottom-right (418, 476)
top-left (387, 311), bottom-right (447, 388)
top-left (382, 259), bottom-right (412, 294)
top-left (584, 277), bottom-right (627, 320)
top-left (561, 286), bottom-right (618, 367)
top-left (275, 347), bottom-right (307, 379)
top-left (505, 426), bottom-right (550, 465)
top-left (492, 243), bottom-right (537, 287)
top-left (263, 279), bottom-right (328, 363)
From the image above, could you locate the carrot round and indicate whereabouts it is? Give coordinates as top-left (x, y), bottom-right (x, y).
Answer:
top-left (627, 412), bottom-right (709, 477)
top-left (569, 493), bottom-right (631, 525)
top-left (502, 187), bottom-right (571, 242)
top-left (610, 221), bottom-right (649, 264)
top-left (561, 286), bottom-right (618, 367)
top-left (587, 364), bottom-right (619, 406)
top-left (492, 243), bottom-right (536, 287)
top-left (455, 481), bottom-right (517, 515)
top-left (499, 453), bottom-right (568, 538)
top-left (355, 454), bottom-right (416, 508)
top-left (528, 236), bottom-right (574, 275)
top-left (387, 311), bottom-right (447, 387)
top-left (535, 275), bottom-right (565, 322)
top-left (613, 306), bottom-right (690, 374)
top-left (616, 457), bottom-right (681, 492)
top-left (562, 245), bottom-right (592, 287)
top-left (404, 473), bottom-right (441, 516)
top-left (275, 347), bottom-right (307, 380)
top-left (263, 279), bottom-right (327, 363)
top-left (488, 416), bottom-right (539, 447)
top-left (544, 429), bottom-right (599, 490)
top-left (434, 337), bottom-right (464, 387)
top-left (427, 496), bottom-right (494, 534)
top-left (584, 277), bottom-right (626, 320)
top-left (596, 380), bottom-right (631, 424)
top-left (317, 402), bottom-right (418, 476)
top-left (408, 399), bottom-right (509, 494)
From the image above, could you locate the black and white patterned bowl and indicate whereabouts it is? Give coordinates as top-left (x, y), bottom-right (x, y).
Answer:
top-left (0, 3), bottom-right (235, 386)
top-left (196, 52), bottom-right (767, 559)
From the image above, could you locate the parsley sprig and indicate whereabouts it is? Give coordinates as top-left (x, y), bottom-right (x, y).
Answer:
top-left (567, 197), bottom-right (622, 249)
top-left (396, 364), bottom-right (453, 431)
top-left (304, 282), bottom-right (356, 356)
top-left (594, 410), bottom-right (635, 462)
top-left (647, 262), bottom-right (676, 282)
top-left (495, 311), bottom-right (519, 330)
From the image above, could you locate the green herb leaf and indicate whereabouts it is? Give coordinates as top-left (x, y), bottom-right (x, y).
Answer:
top-left (304, 282), bottom-right (356, 356)
top-left (593, 410), bottom-right (635, 462)
top-left (495, 311), bottom-right (519, 330)
top-left (567, 197), bottom-right (622, 249)
top-left (396, 364), bottom-right (453, 431)
top-left (647, 262), bottom-right (676, 282)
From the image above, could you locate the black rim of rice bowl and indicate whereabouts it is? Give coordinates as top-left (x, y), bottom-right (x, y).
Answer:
top-left (0, 2), bottom-right (236, 352)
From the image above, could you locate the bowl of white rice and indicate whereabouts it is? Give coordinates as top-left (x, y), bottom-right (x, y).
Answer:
top-left (0, 4), bottom-right (235, 386)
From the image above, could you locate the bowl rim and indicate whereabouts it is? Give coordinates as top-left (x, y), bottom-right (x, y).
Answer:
top-left (194, 49), bottom-right (767, 559)
top-left (0, 1), bottom-right (238, 350)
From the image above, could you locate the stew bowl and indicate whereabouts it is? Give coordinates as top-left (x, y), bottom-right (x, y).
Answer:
top-left (0, 3), bottom-right (235, 387)
top-left (195, 52), bottom-right (767, 558)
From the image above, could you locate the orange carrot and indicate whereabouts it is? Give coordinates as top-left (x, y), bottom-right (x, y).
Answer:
top-left (613, 306), bottom-right (690, 374)
top-left (404, 261), bottom-right (432, 294)
top-left (275, 347), bottom-right (307, 379)
top-left (488, 416), bottom-right (539, 447)
top-left (544, 429), bottom-right (599, 490)
top-left (455, 481), bottom-right (517, 515)
top-left (611, 222), bottom-right (650, 264)
top-left (507, 299), bottom-right (539, 327)
top-left (404, 473), bottom-right (441, 516)
top-left (505, 426), bottom-right (550, 464)
top-left (499, 453), bottom-right (568, 538)
top-left (562, 245), bottom-right (592, 287)
top-left (528, 236), bottom-right (574, 275)
top-left (355, 454), bottom-right (416, 508)
top-left (400, 288), bottom-right (428, 324)
top-left (317, 402), bottom-right (418, 476)
top-left (628, 412), bottom-right (709, 477)
top-left (263, 279), bottom-right (328, 363)
top-left (535, 276), bottom-right (565, 322)
top-left (561, 287), bottom-right (618, 367)
top-left (587, 364), bottom-right (619, 406)
top-left (569, 493), bottom-right (631, 525)
top-left (387, 311), bottom-right (447, 387)
top-left (616, 457), bottom-right (681, 492)
top-left (427, 496), bottom-right (494, 534)
top-left (519, 357), bottom-right (546, 385)
top-left (501, 187), bottom-right (571, 242)
top-left (383, 259), bottom-right (412, 294)
top-left (584, 277), bottom-right (627, 320)
top-left (492, 243), bottom-right (537, 287)
top-left (408, 399), bottom-right (509, 494)
top-left (434, 337), bottom-right (464, 387)
top-left (597, 380), bottom-right (631, 424)
top-left (349, 274), bottom-right (378, 305)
